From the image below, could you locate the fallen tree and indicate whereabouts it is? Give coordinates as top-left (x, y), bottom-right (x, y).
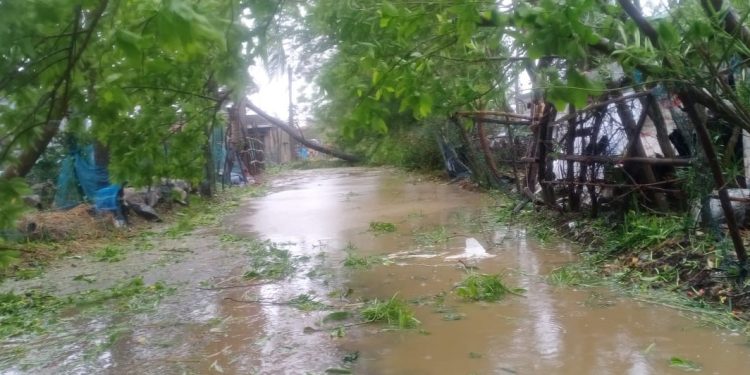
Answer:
top-left (245, 100), bottom-right (360, 163)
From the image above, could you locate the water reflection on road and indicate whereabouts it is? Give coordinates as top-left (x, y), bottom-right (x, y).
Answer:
top-left (232, 168), bottom-right (750, 374)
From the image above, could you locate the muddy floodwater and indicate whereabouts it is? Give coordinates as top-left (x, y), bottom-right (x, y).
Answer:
top-left (2, 167), bottom-right (750, 374)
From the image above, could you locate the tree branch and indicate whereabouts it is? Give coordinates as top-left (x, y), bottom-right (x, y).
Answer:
top-left (122, 85), bottom-right (222, 102)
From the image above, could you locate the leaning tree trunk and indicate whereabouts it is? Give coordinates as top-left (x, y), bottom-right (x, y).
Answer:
top-left (245, 101), bottom-right (360, 163)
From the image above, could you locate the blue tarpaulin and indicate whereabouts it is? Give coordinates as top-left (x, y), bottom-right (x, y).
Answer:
top-left (54, 146), bottom-right (121, 212)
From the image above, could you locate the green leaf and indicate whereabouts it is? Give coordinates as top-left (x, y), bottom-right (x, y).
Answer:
top-left (657, 21), bottom-right (679, 46)
top-left (584, 31), bottom-right (601, 45)
top-left (115, 30), bottom-right (142, 61)
top-left (0, 250), bottom-right (20, 269)
top-left (417, 94), bottom-right (433, 118)
top-left (566, 69), bottom-right (593, 109)
top-left (669, 357), bottom-right (701, 372)
top-left (380, 16), bottom-right (391, 28)
top-left (372, 117), bottom-right (388, 134)
top-left (382, 1), bottom-right (398, 17)
top-left (372, 69), bottom-right (381, 85)
top-left (34, 2), bottom-right (59, 22)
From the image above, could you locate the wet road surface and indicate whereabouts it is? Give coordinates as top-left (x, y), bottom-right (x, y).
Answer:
top-left (2, 167), bottom-right (749, 374)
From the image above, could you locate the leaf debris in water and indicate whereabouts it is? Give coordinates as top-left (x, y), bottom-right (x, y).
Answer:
top-left (669, 356), bottom-right (702, 372)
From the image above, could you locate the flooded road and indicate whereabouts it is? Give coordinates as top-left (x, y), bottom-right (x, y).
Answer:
top-left (225, 168), bottom-right (750, 374)
top-left (2, 167), bottom-right (750, 374)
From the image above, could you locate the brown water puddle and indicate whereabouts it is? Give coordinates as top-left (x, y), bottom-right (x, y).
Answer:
top-left (214, 167), bottom-right (750, 374)
top-left (3, 167), bottom-right (749, 374)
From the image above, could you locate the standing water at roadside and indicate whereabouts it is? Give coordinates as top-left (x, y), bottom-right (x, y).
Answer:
top-left (231, 168), bottom-right (750, 374)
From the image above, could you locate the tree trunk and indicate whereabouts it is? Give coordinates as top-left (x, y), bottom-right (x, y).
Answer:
top-left (1, 1), bottom-right (108, 180)
top-left (476, 117), bottom-right (505, 187)
top-left (537, 105), bottom-right (557, 207)
top-left (583, 109), bottom-right (606, 218)
top-left (615, 95), bottom-right (669, 211)
top-left (246, 100), bottom-right (360, 162)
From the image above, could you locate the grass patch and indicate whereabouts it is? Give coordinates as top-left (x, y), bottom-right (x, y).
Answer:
top-left (341, 243), bottom-right (387, 269)
top-left (455, 273), bottom-right (524, 302)
top-left (0, 290), bottom-right (63, 338)
top-left (164, 185), bottom-right (267, 238)
top-left (368, 221), bottom-right (396, 234)
top-left (94, 245), bottom-right (125, 262)
top-left (343, 253), bottom-right (385, 269)
top-left (629, 289), bottom-right (750, 333)
top-left (70, 277), bottom-right (172, 312)
top-left (413, 226), bottom-right (450, 247)
top-left (164, 215), bottom-right (196, 238)
top-left (609, 212), bottom-right (684, 253)
top-left (14, 267), bottom-right (43, 280)
top-left (0, 277), bottom-right (171, 339)
top-left (243, 240), bottom-right (296, 280)
top-left (361, 295), bottom-right (420, 329)
top-left (219, 233), bottom-right (246, 243)
top-left (547, 265), bottom-right (599, 287)
top-left (528, 224), bottom-right (556, 243)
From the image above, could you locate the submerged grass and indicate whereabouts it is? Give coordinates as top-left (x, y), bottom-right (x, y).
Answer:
top-left (341, 243), bottom-right (387, 269)
top-left (547, 265), bottom-right (600, 287)
top-left (342, 253), bottom-right (385, 269)
top-left (628, 289), bottom-right (750, 334)
top-left (455, 273), bottom-right (524, 302)
top-left (368, 221), bottom-right (396, 234)
top-left (287, 294), bottom-right (329, 311)
top-left (287, 293), bottom-right (328, 312)
top-left (413, 226), bottom-right (450, 247)
top-left (361, 295), bottom-right (420, 329)
top-left (669, 356), bottom-right (702, 372)
top-left (243, 240), bottom-right (296, 280)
